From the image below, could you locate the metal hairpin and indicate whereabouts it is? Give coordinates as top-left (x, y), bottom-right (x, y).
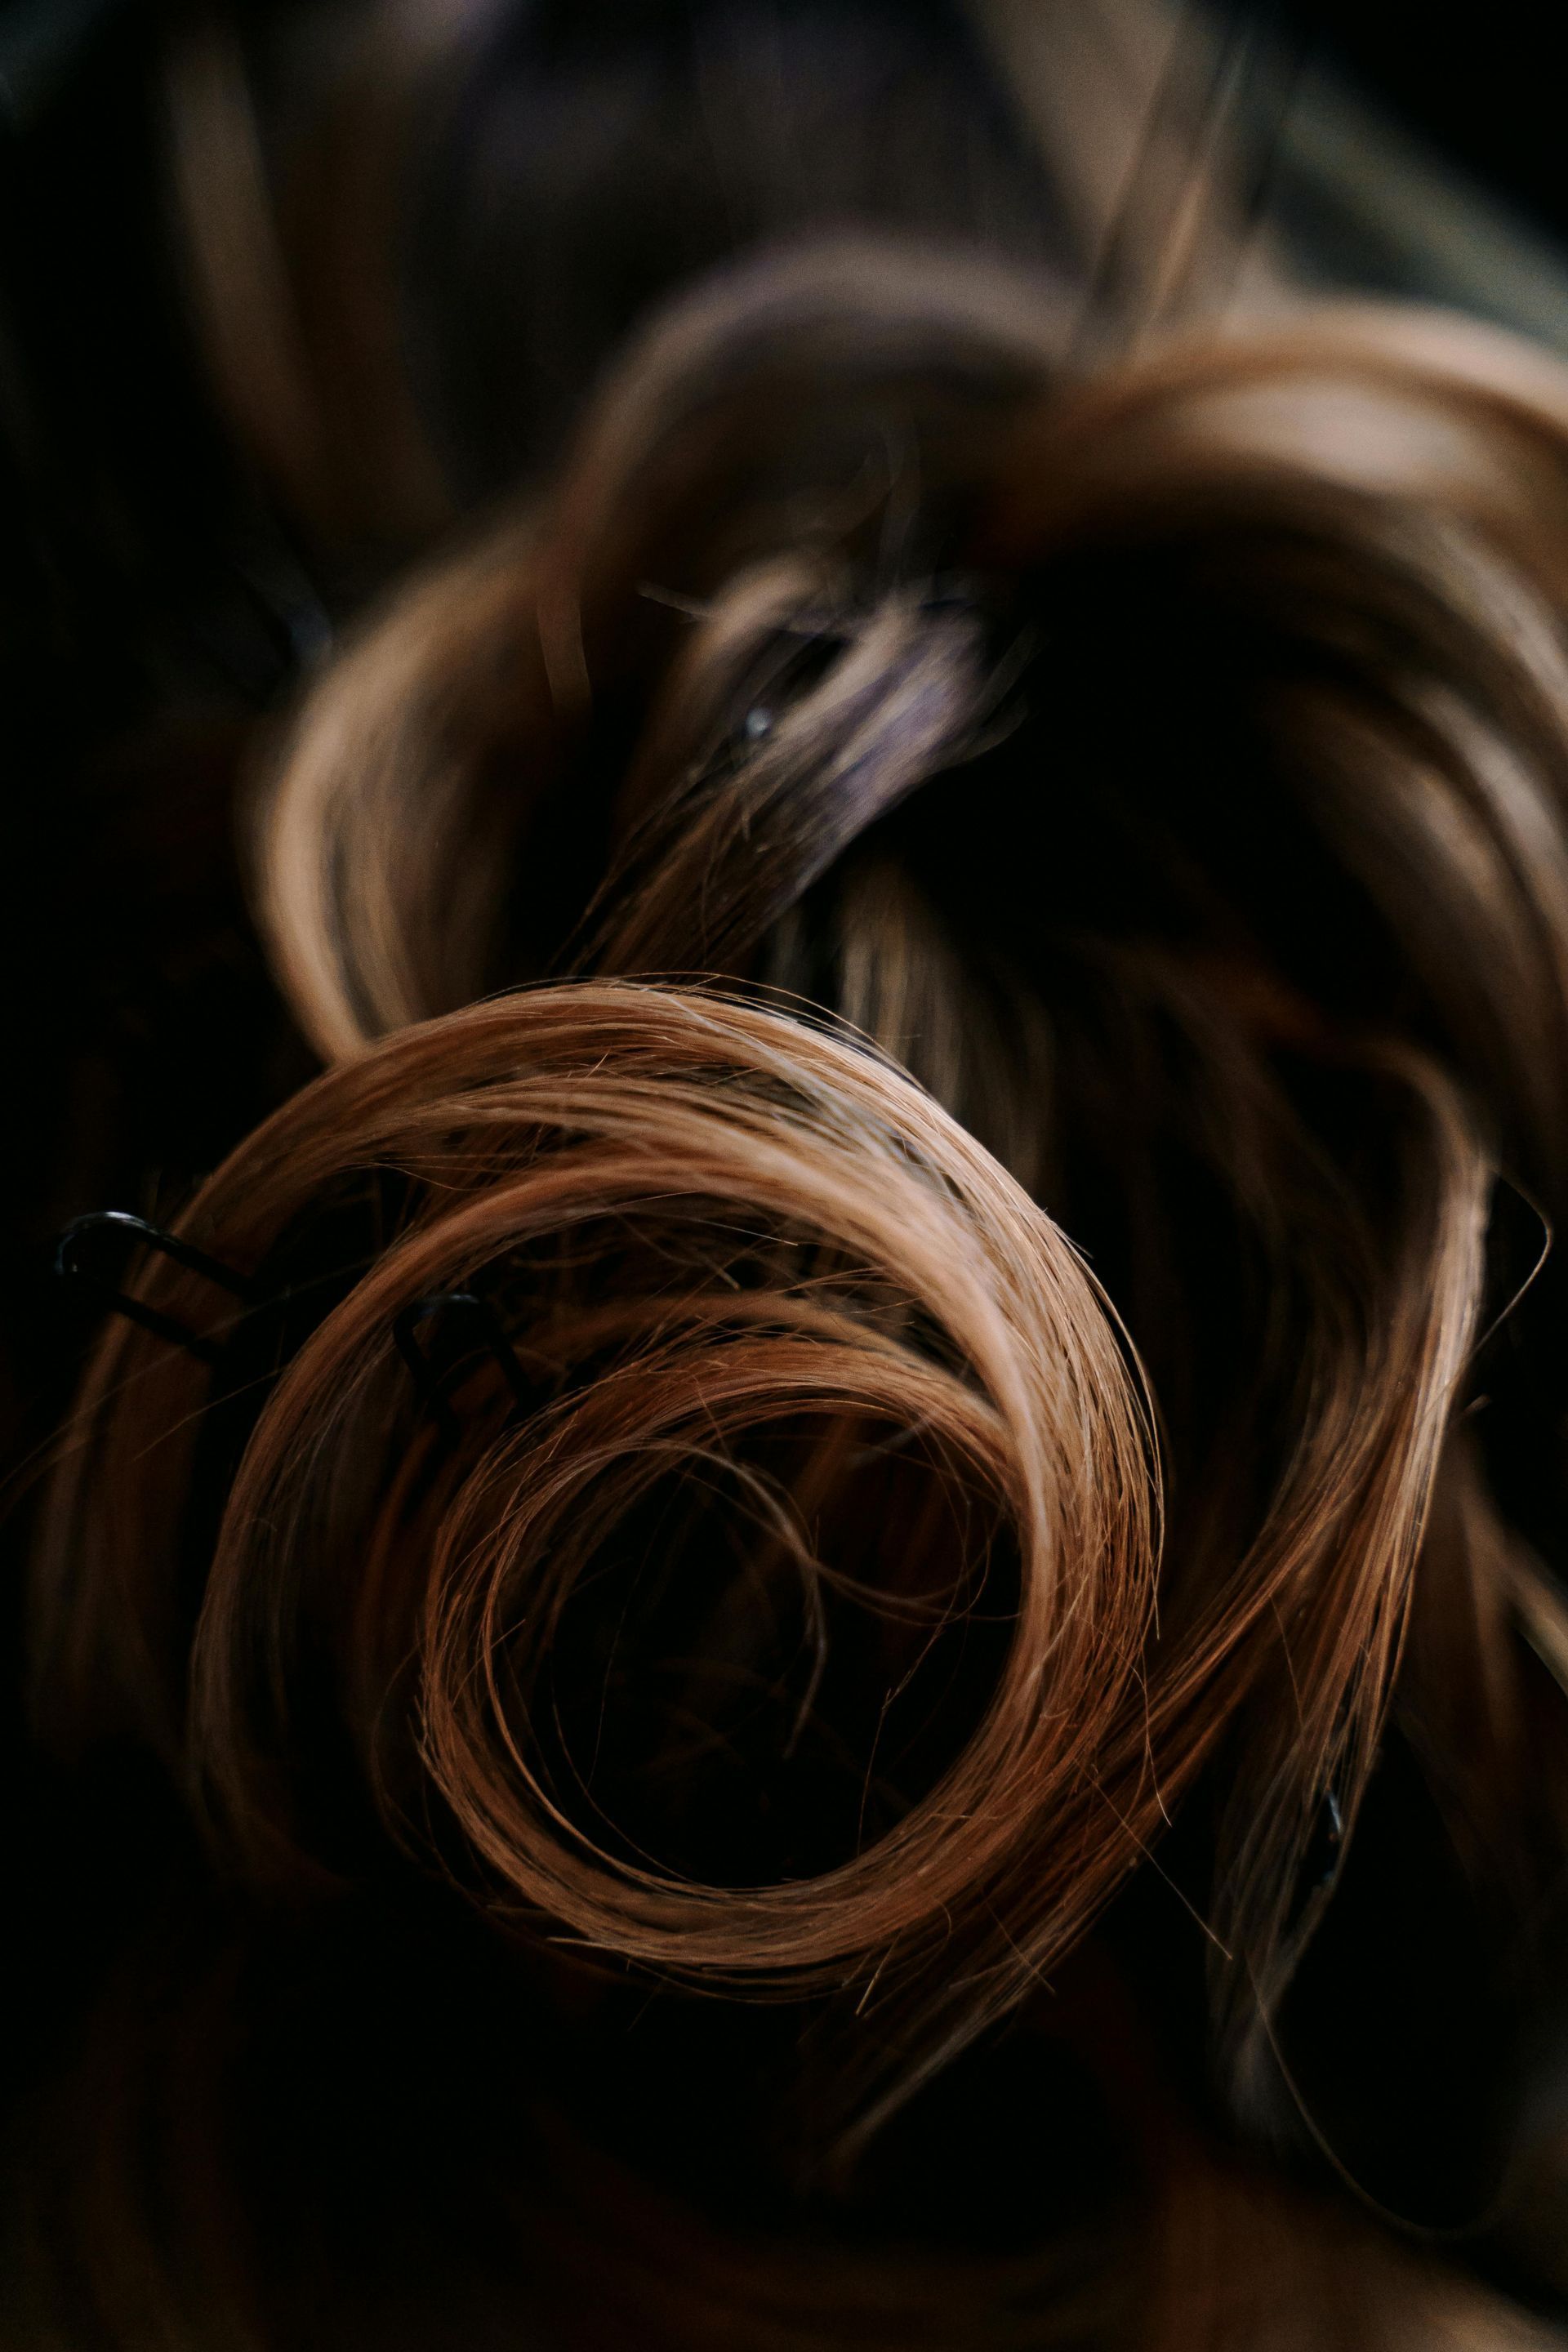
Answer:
top-left (56, 1209), bottom-right (257, 1365)
top-left (1311, 1787), bottom-right (1344, 1886)
top-left (393, 1290), bottom-right (537, 1443)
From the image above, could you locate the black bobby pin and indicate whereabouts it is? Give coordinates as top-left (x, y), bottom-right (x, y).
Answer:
top-left (56, 1210), bottom-right (258, 1366)
top-left (1285, 1785), bottom-right (1346, 1935)
top-left (394, 1290), bottom-right (537, 1443)
top-left (1305, 1787), bottom-right (1344, 1895)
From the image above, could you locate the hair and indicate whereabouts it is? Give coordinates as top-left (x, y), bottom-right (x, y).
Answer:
top-left (15, 5), bottom-right (1568, 2348)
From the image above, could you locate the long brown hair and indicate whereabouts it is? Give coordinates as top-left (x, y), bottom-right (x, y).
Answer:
top-left (17, 7), bottom-right (1568, 2347)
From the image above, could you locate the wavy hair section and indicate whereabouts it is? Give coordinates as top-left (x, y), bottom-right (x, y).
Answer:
top-left (35, 987), bottom-right (1163, 2094)
top-left (247, 249), bottom-right (1548, 2105)
top-left (33, 977), bottom-right (1493, 2152)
